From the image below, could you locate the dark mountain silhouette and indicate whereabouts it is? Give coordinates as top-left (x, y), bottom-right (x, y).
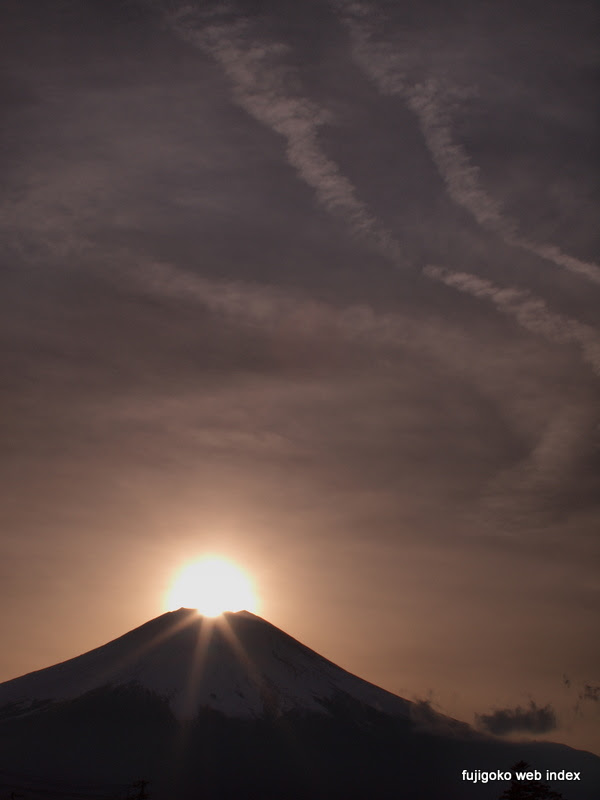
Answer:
top-left (0, 609), bottom-right (598, 799)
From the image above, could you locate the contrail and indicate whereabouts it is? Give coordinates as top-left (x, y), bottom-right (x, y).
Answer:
top-left (161, 2), bottom-right (404, 264)
top-left (332, 0), bottom-right (600, 286)
top-left (425, 265), bottom-right (600, 377)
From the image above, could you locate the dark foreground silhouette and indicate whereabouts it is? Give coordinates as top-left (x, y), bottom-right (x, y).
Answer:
top-left (1, 685), bottom-right (598, 799)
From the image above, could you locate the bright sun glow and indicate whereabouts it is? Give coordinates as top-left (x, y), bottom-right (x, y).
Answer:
top-left (166, 557), bottom-right (258, 617)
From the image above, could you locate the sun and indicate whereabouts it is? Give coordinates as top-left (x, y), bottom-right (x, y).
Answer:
top-left (166, 557), bottom-right (258, 617)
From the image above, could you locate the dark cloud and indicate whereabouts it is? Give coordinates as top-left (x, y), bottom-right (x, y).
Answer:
top-left (476, 701), bottom-right (558, 736)
top-left (580, 684), bottom-right (600, 703)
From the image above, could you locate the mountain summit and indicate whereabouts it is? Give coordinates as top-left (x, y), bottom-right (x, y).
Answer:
top-left (0, 611), bottom-right (598, 799)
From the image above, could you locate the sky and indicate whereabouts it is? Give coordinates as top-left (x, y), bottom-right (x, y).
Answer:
top-left (1, 0), bottom-right (599, 754)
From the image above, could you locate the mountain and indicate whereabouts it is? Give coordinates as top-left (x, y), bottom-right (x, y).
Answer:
top-left (0, 608), bottom-right (414, 722)
top-left (0, 609), bottom-right (598, 799)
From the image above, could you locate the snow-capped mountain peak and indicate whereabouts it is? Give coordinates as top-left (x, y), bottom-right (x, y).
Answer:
top-left (0, 608), bottom-right (412, 721)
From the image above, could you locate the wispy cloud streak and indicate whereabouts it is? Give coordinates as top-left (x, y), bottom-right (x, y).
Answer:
top-left (425, 263), bottom-right (600, 523)
top-left (162, 2), bottom-right (404, 263)
top-left (425, 266), bottom-right (600, 377)
top-left (142, 261), bottom-right (414, 350)
top-left (332, 0), bottom-right (600, 286)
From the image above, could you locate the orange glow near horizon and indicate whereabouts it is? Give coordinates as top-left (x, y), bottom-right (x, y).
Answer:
top-left (165, 557), bottom-right (259, 617)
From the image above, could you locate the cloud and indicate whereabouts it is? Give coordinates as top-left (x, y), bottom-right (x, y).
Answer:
top-left (410, 697), bottom-right (474, 738)
top-left (139, 260), bottom-right (414, 350)
top-left (476, 701), bottom-right (557, 735)
top-left (332, 0), bottom-right (600, 286)
top-left (406, 80), bottom-right (514, 236)
top-left (424, 266), bottom-right (600, 378)
top-left (162, 2), bottom-right (404, 263)
top-left (563, 677), bottom-right (600, 717)
top-left (579, 684), bottom-right (600, 703)
top-left (138, 260), bottom-right (576, 396)
top-left (477, 403), bottom-right (600, 527)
